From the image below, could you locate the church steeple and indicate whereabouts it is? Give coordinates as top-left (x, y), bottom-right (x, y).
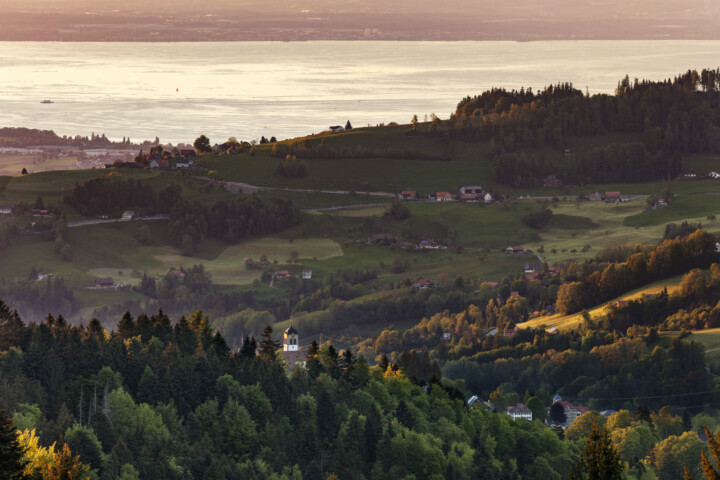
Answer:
top-left (283, 323), bottom-right (298, 352)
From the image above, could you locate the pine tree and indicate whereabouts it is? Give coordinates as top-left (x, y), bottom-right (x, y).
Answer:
top-left (364, 403), bottom-right (383, 464)
top-left (116, 311), bottom-right (136, 340)
top-left (239, 334), bottom-right (257, 360)
top-left (568, 421), bottom-right (624, 480)
top-left (0, 408), bottom-right (28, 480)
top-left (696, 425), bottom-right (720, 479)
top-left (258, 325), bottom-right (280, 362)
top-left (306, 341), bottom-right (323, 378)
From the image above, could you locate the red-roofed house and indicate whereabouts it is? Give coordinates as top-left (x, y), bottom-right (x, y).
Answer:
top-left (436, 192), bottom-right (453, 202)
top-left (413, 278), bottom-right (434, 290)
top-left (549, 398), bottom-right (588, 427)
top-left (605, 191), bottom-right (621, 202)
top-left (274, 271), bottom-right (292, 279)
top-left (399, 190), bottom-right (417, 200)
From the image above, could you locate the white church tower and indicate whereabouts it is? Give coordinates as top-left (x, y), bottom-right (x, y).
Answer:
top-left (283, 324), bottom-right (298, 352)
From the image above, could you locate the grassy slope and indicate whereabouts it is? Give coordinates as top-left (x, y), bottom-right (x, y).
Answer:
top-left (691, 328), bottom-right (720, 366)
top-left (206, 123), bottom-right (720, 196)
top-left (1, 122), bottom-right (719, 326)
top-left (0, 154), bottom-right (79, 176)
top-left (518, 277), bottom-right (683, 331)
top-left (624, 194), bottom-right (720, 227)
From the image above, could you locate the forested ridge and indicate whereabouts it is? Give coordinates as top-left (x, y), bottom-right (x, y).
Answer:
top-left (423, 69), bottom-right (720, 186)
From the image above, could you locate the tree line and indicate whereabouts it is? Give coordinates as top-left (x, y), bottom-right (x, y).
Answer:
top-left (420, 69), bottom-right (720, 186)
top-left (0, 302), bottom-right (579, 479)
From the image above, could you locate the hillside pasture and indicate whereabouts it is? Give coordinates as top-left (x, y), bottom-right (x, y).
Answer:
top-left (0, 154), bottom-right (80, 176)
top-left (690, 328), bottom-right (720, 366)
top-left (518, 276), bottom-right (683, 331)
top-left (623, 194), bottom-right (720, 227)
top-left (149, 237), bottom-right (343, 285)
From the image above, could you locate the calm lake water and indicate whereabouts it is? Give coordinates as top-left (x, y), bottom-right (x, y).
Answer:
top-left (2, 41), bottom-right (720, 144)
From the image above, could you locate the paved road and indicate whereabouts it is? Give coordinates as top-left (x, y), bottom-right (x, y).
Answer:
top-left (302, 203), bottom-right (391, 212)
top-left (221, 180), bottom-right (397, 198)
top-left (67, 214), bottom-right (169, 228)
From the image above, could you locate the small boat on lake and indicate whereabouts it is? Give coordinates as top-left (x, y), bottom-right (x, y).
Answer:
top-left (40, 100), bottom-right (54, 104)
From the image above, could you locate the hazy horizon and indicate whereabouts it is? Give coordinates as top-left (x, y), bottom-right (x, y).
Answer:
top-left (1, 0), bottom-right (718, 41)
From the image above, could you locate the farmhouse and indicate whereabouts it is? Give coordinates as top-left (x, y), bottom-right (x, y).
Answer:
top-left (436, 192), bottom-right (453, 202)
top-left (274, 270), bottom-right (292, 279)
top-left (94, 277), bottom-right (115, 288)
top-left (549, 396), bottom-right (588, 428)
top-left (149, 158), bottom-right (169, 169)
top-left (524, 263), bottom-right (542, 273)
top-left (179, 149), bottom-right (196, 159)
top-left (175, 160), bottom-right (195, 169)
top-left (0, 205), bottom-right (13, 215)
top-left (604, 191), bottom-right (621, 202)
top-left (587, 192), bottom-right (602, 202)
top-left (170, 269), bottom-right (186, 279)
top-left (417, 240), bottom-right (446, 250)
top-left (507, 403), bottom-right (533, 421)
top-left (302, 270), bottom-right (312, 279)
top-left (399, 190), bottom-right (417, 200)
top-left (506, 246), bottom-right (524, 254)
top-left (328, 125), bottom-right (344, 133)
top-left (121, 210), bottom-right (135, 221)
top-left (369, 233), bottom-right (394, 244)
top-left (413, 278), bottom-right (434, 290)
top-left (503, 326), bottom-right (518, 336)
top-left (460, 185), bottom-right (483, 195)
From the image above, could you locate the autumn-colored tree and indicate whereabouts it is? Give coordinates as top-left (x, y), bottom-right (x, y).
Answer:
top-left (692, 426), bottom-right (720, 479)
top-left (45, 443), bottom-right (91, 480)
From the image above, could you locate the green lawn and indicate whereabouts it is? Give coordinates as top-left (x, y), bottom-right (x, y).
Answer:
top-left (623, 194), bottom-right (720, 227)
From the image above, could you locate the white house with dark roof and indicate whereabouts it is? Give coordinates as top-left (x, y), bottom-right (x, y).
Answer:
top-left (507, 403), bottom-right (533, 421)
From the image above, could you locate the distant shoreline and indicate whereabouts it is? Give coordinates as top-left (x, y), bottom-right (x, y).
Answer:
top-left (3, 37), bottom-right (720, 43)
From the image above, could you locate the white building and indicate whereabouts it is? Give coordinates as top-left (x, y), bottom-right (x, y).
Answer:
top-left (507, 403), bottom-right (533, 421)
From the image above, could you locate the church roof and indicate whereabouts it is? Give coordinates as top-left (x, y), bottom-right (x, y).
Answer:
top-left (285, 325), bottom-right (297, 335)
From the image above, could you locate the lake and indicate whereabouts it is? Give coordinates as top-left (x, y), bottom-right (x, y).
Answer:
top-left (1, 41), bottom-right (719, 145)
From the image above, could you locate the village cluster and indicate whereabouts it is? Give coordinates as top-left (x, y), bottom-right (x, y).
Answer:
top-left (467, 393), bottom-right (612, 430)
top-left (397, 186), bottom-right (494, 203)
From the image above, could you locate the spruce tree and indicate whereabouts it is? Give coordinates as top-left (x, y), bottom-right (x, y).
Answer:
top-left (0, 408), bottom-right (28, 480)
top-left (568, 421), bottom-right (624, 480)
top-left (258, 325), bottom-right (280, 362)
